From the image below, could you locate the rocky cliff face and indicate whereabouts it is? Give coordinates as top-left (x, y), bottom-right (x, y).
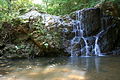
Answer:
top-left (0, 1), bottom-right (120, 58)
top-left (42, 5), bottom-right (120, 56)
top-left (94, 1), bottom-right (120, 55)
top-left (61, 8), bottom-right (102, 56)
top-left (60, 2), bottom-right (120, 56)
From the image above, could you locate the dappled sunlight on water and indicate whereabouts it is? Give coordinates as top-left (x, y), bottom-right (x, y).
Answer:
top-left (0, 56), bottom-right (120, 80)
top-left (0, 65), bottom-right (86, 80)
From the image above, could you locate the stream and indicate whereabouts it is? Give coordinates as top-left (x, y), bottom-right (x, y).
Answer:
top-left (0, 56), bottom-right (120, 80)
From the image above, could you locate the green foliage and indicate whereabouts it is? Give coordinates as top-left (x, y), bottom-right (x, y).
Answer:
top-left (30, 18), bottom-right (62, 48)
top-left (0, 0), bottom-right (119, 22)
top-left (42, 0), bottom-right (90, 15)
top-left (41, 0), bottom-right (120, 15)
top-left (0, 0), bottom-right (42, 22)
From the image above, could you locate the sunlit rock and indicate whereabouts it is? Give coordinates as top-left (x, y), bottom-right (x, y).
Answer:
top-left (19, 10), bottom-right (41, 19)
top-left (19, 9), bottom-right (62, 28)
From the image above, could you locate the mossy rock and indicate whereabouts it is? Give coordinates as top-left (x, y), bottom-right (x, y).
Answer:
top-left (95, 1), bottom-right (120, 17)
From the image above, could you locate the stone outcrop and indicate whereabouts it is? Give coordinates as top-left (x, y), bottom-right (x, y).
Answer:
top-left (1, 1), bottom-right (120, 58)
top-left (17, 3), bottom-right (120, 56)
top-left (69, 8), bottom-right (101, 36)
top-left (95, 1), bottom-right (120, 17)
top-left (95, 1), bottom-right (120, 54)
top-left (61, 4), bottom-right (120, 56)
top-left (61, 8), bottom-right (102, 56)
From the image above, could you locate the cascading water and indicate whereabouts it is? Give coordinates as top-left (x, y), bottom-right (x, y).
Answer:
top-left (94, 36), bottom-right (101, 56)
top-left (69, 10), bottom-right (90, 57)
top-left (82, 37), bottom-right (89, 57)
top-left (94, 31), bottom-right (104, 56)
top-left (69, 9), bottom-right (102, 57)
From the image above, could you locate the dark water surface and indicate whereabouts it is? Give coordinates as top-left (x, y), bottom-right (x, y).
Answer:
top-left (0, 56), bottom-right (120, 80)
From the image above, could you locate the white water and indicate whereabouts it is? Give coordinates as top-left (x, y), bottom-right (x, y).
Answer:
top-left (94, 36), bottom-right (101, 56)
top-left (82, 37), bottom-right (89, 57)
top-left (70, 10), bottom-right (102, 57)
top-left (94, 31), bottom-right (104, 56)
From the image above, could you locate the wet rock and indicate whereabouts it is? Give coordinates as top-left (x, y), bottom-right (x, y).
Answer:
top-left (62, 40), bottom-right (71, 49)
top-left (65, 6), bottom-right (120, 55)
top-left (62, 8), bottom-right (102, 55)
top-left (87, 37), bottom-right (96, 46)
top-left (99, 21), bottom-right (120, 53)
top-left (99, 17), bottom-right (120, 53)
top-left (64, 32), bottom-right (75, 40)
top-left (0, 43), bottom-right (5, 50)
top-left (106, 49), bottom-right (120, 55)
top-left (70, 8), bottom-right (101, 36)
top-left (92, 1), bottom-right (120, 54)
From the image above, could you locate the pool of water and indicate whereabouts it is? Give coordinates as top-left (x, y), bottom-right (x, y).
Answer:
top-left (0, 56), bottom-right (120, 80)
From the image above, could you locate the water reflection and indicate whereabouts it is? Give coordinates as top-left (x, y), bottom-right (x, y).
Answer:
top-left (95, 57), bottom-right (100, 72)
top-left (68, 56), bottom-right (101, 73)
top-left (0, 56), bottom-right (120, 80)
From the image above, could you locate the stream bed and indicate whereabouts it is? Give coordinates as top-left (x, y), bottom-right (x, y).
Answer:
top-left (0, 56), bottom-right (120, 80)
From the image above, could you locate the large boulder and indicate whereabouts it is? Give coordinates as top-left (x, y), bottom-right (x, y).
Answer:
top-left (95, 1), bottom-right (120, 54)
top-left (99, 17), bottom-right (120, 53)
top-left (61, 8), bottom-right (102, 56)
top-left (15, 5), bottom-right (120, 56)
top-left (69, 8), bottom-right (101, 36)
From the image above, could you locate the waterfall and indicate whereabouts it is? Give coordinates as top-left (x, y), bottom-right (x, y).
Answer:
top-left (69, 10), bottom-right (90, 57)
top-left (70, 9), bottom-right (102, 57)
top-left (82, 37), bottom-right (89, 57)
top-left (94, 36), bottom-right (101, 56)
top-left (94, 31), bottom-right (103, 56)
